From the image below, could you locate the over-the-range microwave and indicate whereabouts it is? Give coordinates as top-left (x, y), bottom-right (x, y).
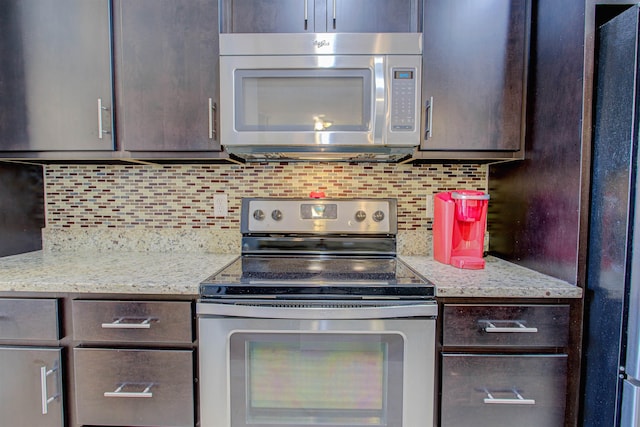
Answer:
top-left (219, 33), bottom-right (422, 162)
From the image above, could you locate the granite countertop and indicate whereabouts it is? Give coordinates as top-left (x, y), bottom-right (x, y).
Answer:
top-left (0, 251), bottom-right (238, 295)
top-left (0, 251), bottom-right (582, 299)
top-left (401, 255), bottom-right (582, 299)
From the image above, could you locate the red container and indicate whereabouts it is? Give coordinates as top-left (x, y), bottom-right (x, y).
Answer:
top-left (433, 192), bottom-right (455, 265)
top-left (433, 190), bottom-right (490, 269)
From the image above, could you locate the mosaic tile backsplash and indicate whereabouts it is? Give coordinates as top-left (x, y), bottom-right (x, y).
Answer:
top-left (43, 163), bottom-right (486, 254)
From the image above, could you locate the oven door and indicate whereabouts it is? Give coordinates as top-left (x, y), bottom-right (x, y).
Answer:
top-left (197, 302), bottom-right (436, 427)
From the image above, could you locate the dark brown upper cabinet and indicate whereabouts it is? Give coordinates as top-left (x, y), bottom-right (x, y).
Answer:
top-left (0, 0), bottom-right (113, 153)
top-left (113, 0), bottom-right (221, 153)
top-left (221, 0), bottom-right (421, 33)
top-left (417, 0), bottom-right (530, 160)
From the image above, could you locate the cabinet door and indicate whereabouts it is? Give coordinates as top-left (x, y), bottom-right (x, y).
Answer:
top-left (328, 0), bottom-right (419, 33)
top-left (0, 0), bottom-right (113, 151)
top-left (114, 0), bottom-right (220, 152)
top-left (420, 0), bottom-right (529, 152)
top-left (221, 0), bottom-right (315, 33)
top-left (0, 347), bottom-right (63, 427)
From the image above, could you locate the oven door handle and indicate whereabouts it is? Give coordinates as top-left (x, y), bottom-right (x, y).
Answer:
top-left (197, 302), bottom-right (438, 319)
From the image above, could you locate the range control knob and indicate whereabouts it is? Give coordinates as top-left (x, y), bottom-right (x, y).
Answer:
top-left (355, 210), bottom-right (367, 222)
top-left (372, 210), bottom-right (385, 222)
top-left (253, 209), bottom-right (265, 221)
top-left (271, 209), bottom-right (283, 221)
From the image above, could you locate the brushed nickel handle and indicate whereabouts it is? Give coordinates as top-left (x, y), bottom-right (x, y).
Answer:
top-left (208, 98), bottom-right (218, 140)
top-left (482, 388), bottom-right (536, 405)
top-left (332, 0), bottom-right (337, 29)
top-left (424, 96), bottom-right (433, 140)
top-left (104, 383), bottom-right (153, 398)
top-left (40, 365), bottom-right (59, 414)
top-left (97, 98), bottom-right (110, 139)
top-left (481, 320), bottom-right (538, 333)
top-left (304, 0), bottom-right (308, 30)
top-left (101, 317), bottom-right (153, 329)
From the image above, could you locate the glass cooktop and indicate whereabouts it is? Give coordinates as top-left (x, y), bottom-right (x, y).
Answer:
top-left (199, 256), bottom-right (435, 299)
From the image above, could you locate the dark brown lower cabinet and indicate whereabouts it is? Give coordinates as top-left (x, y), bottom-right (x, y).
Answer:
top-left (0, 298), bottom-right (63, 427)
top-left (0, 347), bottom-right (64, 427)
top-left (440, 302), bottom-right (573, 427)
top-left (74, 348), bottom-right (194, 427)
top-left (71, 299), bottom-right (196, 427)
top-left (441, 354), bottom-right (567, 427)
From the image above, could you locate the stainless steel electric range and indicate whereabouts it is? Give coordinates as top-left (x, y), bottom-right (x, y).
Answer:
top-left (197, 198), bottom-right (437, 427)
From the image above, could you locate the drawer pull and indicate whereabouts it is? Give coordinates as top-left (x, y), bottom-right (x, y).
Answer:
top-left (481, 320), bottom-right (538, 333)
top-left (104, 383), bottom-right (154, 398)
top-left (40, 365), bottom-right (60, 414)
top-left (101, 317), bottom-right (154, 329)
top-left (482, 388), bottom-right (536, 405)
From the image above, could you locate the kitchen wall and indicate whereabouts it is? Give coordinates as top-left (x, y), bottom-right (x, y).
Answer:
top-left (0, 163), bottom-right (44, 256)
top-left (43, 162), bottom-right (486, 255)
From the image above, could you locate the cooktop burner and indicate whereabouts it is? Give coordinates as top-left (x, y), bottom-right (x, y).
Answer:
top-left (199, 256), bottom-right (434, 299)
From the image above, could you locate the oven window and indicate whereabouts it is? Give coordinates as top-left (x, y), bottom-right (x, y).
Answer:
top-left (229, 332), bottom-right (403, 427)
top-left (234, 69), bottom-right (372, 132)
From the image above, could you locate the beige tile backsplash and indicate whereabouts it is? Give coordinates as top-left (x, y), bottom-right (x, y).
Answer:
top-left (43, 162), bottom-right (486, 255)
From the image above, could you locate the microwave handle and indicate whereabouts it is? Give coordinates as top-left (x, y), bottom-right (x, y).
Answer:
top-left (373, 57), bottom-right (385, 145)
top-left (424, 96), bottom-right (433, 140)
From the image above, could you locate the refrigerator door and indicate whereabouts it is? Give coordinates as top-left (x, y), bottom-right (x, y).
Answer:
top-left (621, 380), bottom-right (640, 427)
top-left (583, 5), bottom-right (639, 427)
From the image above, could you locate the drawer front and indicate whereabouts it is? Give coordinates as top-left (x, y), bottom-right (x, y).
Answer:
top-left (74, 348), bottom-right (194, 427)
top-left (441, 354), bottom-right (567, 427)
top-left (0, 298), bottom-right (59, 341)
top-left (72, 300), bottom-right (192, 344)
top-left (443, 304), bottom-right (570, 348)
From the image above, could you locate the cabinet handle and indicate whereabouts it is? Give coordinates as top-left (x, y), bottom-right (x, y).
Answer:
top-left (97, 98), bottom-right (110, 139)
top-left (104, 383), bottom-right (154, 398)
top-left (482, 388), bottom-right (536, 405)
top-left (424, 96), bottom-right (433, 140)
top-left (332, 0), bottom-right (337, 29)
top-left (40, 365), bottom-right (60, 415)
top-left (481, 320), bottom-right (538, 333)
top-left (208, 98), bottom-right (218, 141)
top-left (101, 317), bottom-right (153, 329)
top-left (304, 0), bottom-right (308, 30)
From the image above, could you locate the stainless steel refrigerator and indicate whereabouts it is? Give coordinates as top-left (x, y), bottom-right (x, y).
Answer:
top-left (582, 4), bottom-right (640, 426)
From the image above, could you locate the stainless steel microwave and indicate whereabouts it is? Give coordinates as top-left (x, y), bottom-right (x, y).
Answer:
top-left (219, 33), bottom-right (422, 161)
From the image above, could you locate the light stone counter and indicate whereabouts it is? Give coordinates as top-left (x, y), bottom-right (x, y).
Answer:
top-left (0, 251), bottom-right (581, 299)
top-left (401, 255), bottom-right (582, 299)
top-left (0, 251), bottom-right (238, 295)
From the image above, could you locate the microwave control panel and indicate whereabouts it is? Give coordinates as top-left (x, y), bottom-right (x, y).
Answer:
top-left (390, 68), bottom-right (417, 132)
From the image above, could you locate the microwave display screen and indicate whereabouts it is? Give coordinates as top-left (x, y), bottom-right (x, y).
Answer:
top-left (394, 70), bottom-right (413, 79)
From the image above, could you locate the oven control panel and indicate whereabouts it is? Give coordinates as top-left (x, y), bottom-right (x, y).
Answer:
top-left (241, 198), bottom-right (397, 234)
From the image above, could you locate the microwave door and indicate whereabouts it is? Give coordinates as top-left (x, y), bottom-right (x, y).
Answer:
top-left (220, 55), bottom-right (381, 147)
